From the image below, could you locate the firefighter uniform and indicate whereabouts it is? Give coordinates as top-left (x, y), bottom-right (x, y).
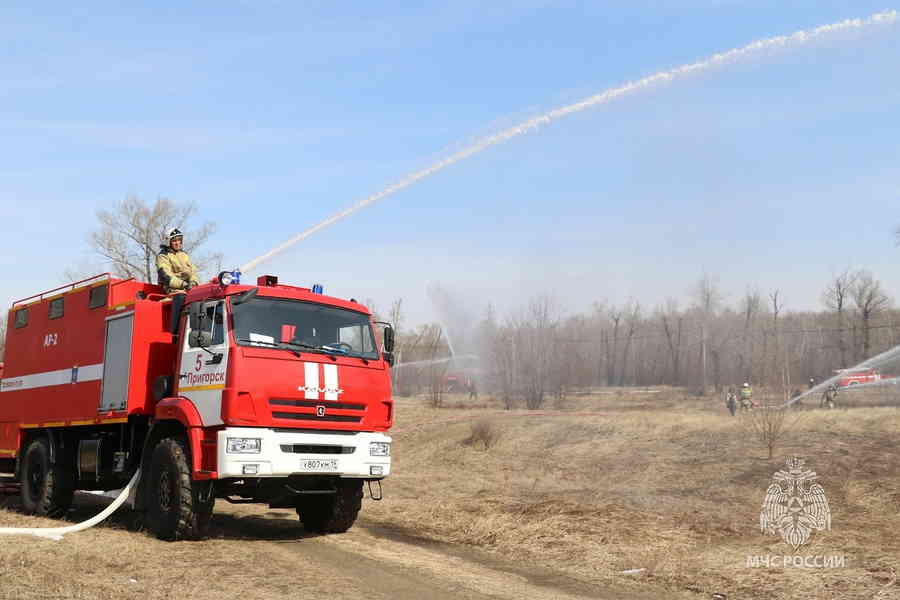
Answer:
top-left (156, 246), bottom-right (199, 293)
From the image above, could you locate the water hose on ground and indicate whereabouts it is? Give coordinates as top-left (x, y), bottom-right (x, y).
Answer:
top-left (0, 468), bottom-right (141, 540)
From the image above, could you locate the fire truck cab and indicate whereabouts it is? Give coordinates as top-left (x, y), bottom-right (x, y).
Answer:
top-left (0, 273), bottom-right (394, 540)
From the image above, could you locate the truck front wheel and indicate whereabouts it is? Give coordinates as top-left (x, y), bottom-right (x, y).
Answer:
top-left (20, 437), bottom-right (74, 517)
top-left (146, 437), bottom-right (214, 541)
top-left (296, 479), bottom-right (363, 534)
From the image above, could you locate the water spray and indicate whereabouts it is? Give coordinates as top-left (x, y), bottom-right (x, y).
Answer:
top-left (240, 10), bottom-right (898, 274)
top-left (788, 341), bottom-right (900, 406)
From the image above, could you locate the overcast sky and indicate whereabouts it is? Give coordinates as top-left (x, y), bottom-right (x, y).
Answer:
top-left (1, 1), bottom-right (898, 326)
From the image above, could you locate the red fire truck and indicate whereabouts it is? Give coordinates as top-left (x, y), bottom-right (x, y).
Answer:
top-left (834, 367), bottom-right (881, 387)
top-left (0, 272), bottom-right (394, 540)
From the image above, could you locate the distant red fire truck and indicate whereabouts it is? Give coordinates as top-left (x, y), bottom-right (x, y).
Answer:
top-left (834, 367), bottom-right (881, 387)
top-left (0, 272), bottom-right (394, 540)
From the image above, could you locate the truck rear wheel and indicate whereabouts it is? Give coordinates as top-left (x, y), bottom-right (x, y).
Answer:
top-left (146, 437), bottom-right (214, 541)
top-left (20, 437), bottom-right (74, 518)
top-left (296, 479), bottom-right (363, 534)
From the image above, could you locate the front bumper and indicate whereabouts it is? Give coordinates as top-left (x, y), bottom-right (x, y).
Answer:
top-left (216, 427), bottom-right (391, 479)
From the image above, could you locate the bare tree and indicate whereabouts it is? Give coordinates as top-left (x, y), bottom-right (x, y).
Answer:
top-left (659, 299), bottom-right (684, 385)
top-left (485, 303), bottom-right (563, 410)
top-left (769, 290), bottom-right (783, 384)
top-left (738, 289), bottom-right (761, 382)
top-left (424, 325), bottom-right (448, 408)
top-left (491, 324), bottom-right (517, 410)
top-left (744, 388), bottom-right (799, 460)
top-left (822, 269), bottom-right (857, 368)
top-left (706, 312), bottom-right (735, 392)
top-left (502, 296), bottom-right (561, 409)
top-left (745, 401), bottom-right (790, 460)
top-left (392, 323), bottom-right (433, 397)
top-left (603, 306), bottom-right (623, 386)
top-left (618, 301), bottom-right (641, 386)
top-left (87, 195), bottom-right (219, 282)
top-left (473, 268), bottom-right (900, 398)
top-left (692, 274), bottom-right (722, 393)
top-left (478, 303), bottom-right (514, 408)
top-left (851, 270), bottom-right (892, 360)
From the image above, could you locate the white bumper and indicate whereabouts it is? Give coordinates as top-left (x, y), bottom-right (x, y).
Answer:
top-left (216, 427), bottom-right (391, 479)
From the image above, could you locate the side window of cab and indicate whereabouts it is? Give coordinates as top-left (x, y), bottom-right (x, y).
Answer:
top-left (209, 302), bottom-right (225, 346)
top-left (186, 301), bottom-right (226, 349)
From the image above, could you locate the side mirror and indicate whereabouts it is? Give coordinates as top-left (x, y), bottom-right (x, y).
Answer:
top-left (188, 302), bottom-right (202, 331)
top-left (382, 324), bottom-right (395, 353)
top-left (189, 330), bottom-right (212, 348)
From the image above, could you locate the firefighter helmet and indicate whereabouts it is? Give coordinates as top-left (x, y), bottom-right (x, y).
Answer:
top-left (166, 228), bottom-right (184, 242)
top-left (743, 382), bottom-right (749, 388)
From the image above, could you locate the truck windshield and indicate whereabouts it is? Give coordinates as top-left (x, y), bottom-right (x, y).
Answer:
top-left (231, 297), bottom-right (379, 359)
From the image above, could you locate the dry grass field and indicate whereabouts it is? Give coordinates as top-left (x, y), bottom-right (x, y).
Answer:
top-left (366, 389), bottom-right (900, 599)
top-left (1, 387), bottom-right (898, 599)
top-left (0, 504), bottom-right (359, 600)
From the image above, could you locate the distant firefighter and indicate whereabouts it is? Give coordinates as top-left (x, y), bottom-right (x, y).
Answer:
top-left (821, 384), bottom-right (838, 409)
top-left (739, 382), bottom-right (755, 411)
top-left (725, 388), bottom-right (738, 416)
top-left (466, 376), bottom-right (478, 401)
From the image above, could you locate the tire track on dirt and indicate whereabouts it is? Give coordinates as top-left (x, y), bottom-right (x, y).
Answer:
top-left (216, 504), bottom-right (660, 600)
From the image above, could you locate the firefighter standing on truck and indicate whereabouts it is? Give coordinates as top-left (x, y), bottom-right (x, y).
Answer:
top-left (156, 228), bottom-right (199, 294)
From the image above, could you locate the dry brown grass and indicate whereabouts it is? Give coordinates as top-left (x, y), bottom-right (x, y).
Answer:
top-left (366, 390), bottom-right (900, 599)
top-left (2, 390), bottom-right (897, 599)
top-left (0, 500), bottom-right (353, 600)
top-left (462, 419), bottom-right (502, 451)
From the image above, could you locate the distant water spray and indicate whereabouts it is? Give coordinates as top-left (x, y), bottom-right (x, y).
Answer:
top-left (788, 342), bottom-right (900, 406)
top-left (240, 10), bottom-right (898, 274)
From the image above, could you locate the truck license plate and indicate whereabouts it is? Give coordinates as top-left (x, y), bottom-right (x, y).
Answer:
top-left (300, 459), bottom-right (338, 472)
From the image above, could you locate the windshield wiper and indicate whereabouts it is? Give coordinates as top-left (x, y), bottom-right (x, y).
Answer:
top-left (319, 344), bottom-right (350, 355)
top-left (237, 338), bottom-right (367, 361)
top-left (236, 338), bottom-right (306, 357)
top-left (319, 344), bottom-right (372, 364)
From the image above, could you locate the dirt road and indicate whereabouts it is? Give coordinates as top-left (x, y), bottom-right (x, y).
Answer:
top-left (1, 489), bottom-right (669, 600)
top-left (206, 501), bottom-right (661, 600)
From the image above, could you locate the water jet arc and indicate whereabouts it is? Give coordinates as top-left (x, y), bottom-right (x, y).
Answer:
top-left (240, 10), bottom-right (898, 274)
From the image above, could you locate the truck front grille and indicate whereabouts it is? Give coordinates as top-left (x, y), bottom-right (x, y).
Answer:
top-left (269, 397), bottom-right (366, 424)
top-left (269, 398), bottom-right (366, 411)
top-left (280, 444), bottom-right (355, 455)
top-left (271, 412), bottom-right (362, 423)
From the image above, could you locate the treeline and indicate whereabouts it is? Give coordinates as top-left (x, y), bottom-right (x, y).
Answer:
top-left (390, 269), bottom-right (899, 407)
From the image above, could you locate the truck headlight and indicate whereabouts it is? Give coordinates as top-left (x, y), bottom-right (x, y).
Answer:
top-left (227, 437), bottom-right (262, 454)
top-left (369, 442), bottom-right (391, 457)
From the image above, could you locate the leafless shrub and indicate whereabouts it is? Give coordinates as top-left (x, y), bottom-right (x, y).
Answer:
top-left (743, 388), bottom-right (801, 459)
top-left (463, 419), bottom-right (501, 451)
top-left (428, 370), bottom-right (446, 408)
top-left (422, 324), bottom-right (448, 408)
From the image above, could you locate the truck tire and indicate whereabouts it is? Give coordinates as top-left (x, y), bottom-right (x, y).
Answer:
top-left (296, 479), bottom-right (363, 534)
top-left (145, 437), bottom-right (214, 541)
top-left (20, 437), bottom-right (74, 518)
